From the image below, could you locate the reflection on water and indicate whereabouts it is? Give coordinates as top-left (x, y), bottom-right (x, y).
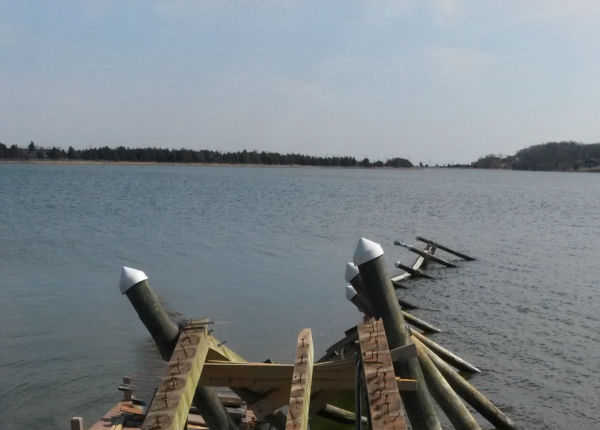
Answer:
top-left (1, 165), bottom-right (599, 429)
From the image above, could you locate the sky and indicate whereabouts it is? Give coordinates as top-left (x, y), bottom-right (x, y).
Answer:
top-left (1, 1), bottom-right (600, 164)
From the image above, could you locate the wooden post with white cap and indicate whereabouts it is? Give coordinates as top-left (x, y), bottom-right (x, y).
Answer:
top-left (353, 238), bottom-right (441, 430)
top-left (119, 266), bottom-right (238, 430)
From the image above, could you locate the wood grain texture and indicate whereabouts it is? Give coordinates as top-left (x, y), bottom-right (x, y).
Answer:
top-left (141, 325), bottom-right (210, 430)
top-left (357, 318), bottom-right (408, 430)
top-left (285, 329), bottom-right (314, 430)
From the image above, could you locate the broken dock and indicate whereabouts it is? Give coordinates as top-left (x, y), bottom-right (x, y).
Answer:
top-left (72, 236), bottom-right (516, 430)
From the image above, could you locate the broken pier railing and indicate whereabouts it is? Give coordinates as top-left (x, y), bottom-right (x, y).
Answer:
top-left (72, 236), bottom-right (515, 430)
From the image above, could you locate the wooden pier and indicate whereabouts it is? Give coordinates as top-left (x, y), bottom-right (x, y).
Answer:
top-left (74, 236), bottom-right (516, 430)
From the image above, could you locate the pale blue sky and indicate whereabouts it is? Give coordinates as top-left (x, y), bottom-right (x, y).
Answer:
top-left (2, 1), bottom-right (600, 163)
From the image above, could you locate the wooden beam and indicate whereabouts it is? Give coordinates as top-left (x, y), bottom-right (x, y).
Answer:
top-left (402, 311), bottom-right (442, 334)
top-left (248, 387), bottom-right (289, 420)
top-left (141, 324), bottom-right (210, 430)
top-left (285, 328), bottom-right (314, 430)
top-left (357, 318), bottom-right (408, 430)
top-left (395, 262), bottom-right (434, 279)
top-left (415, 236), bottom-right (476, 261)
top-left (199, 359), bottom-right (358, 391)
top-left (395, 377), bottom-right (417, 392)
top-left (390, 344), bottom-right (417, 364)
top-left (393, 241), bottom-right (457, 268)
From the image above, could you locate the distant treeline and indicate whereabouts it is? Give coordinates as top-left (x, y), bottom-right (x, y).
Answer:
top-left (472, 141), bottom-right (600, 171)
top-left (0, 141), bottom-right (413, 168)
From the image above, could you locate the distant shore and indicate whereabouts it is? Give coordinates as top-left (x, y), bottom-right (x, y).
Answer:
top-left (0, 159), bottom-right (415, 169)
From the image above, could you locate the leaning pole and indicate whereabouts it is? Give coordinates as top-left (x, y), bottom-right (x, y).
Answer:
top-left (119, 266), bottom-right (238, 430)
top-left (353, 238), bottom-right (442, 430)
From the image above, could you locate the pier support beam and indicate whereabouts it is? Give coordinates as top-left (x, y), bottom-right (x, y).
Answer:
top-left (414, 339), bottom-right (481, 430)
top-left (119, 267), bottom-right (237, 430)
top-left (414, 337), bottom-right (516, 430)
top-left (354, 238), bottom-right (441, 430)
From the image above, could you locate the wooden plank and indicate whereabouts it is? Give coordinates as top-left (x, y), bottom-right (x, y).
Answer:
top-left (393, 241), bottom-right (457, 268)
top-left (395, 262), bottom-right (434, 279)
top-left (357, 318), bottom-right (408, 430)
top-left (141, 325), bottom-right (210, 430)
top-left (206, 335), bottom-right (246, 363)
top-left (416, 236), bottom-right (476, 261)
top-left (395, 377), bottom-right (417, 391)
top-left (285, 328), bottom-right (314, 430)
top-left (248, 387), bottom-right (289, 420)
top-left (88, 402), bottom-right (141, 430)
top-left (199, 360), bottom-right (357, 391)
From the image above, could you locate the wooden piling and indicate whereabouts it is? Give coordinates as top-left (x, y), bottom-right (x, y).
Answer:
top-left (353, 238), bottom-right (441, 430)
top-left (345, 284), bottom-right (374, 316)
top-left (394, 241), bottom-right (457, 268)
top-left (416, 237), bottom-right (476, 261)
top-left (413, 339), bottom-right (482, 430)
top-left (411, 329), bottom-right (481, 373)
top-left (415, 337), bottom-right (517, 430)
top-left (395, 261), bottom-right (434, 279)
top-left (402, 311), bottom-right (442, 334)
top-left (70, 417), bottom-right (84, 430)
top-left (119, 267), bottom-right (237, 430)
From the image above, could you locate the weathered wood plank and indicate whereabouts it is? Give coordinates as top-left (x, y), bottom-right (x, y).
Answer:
top-left (141, 325), bottom-right (210, 430)
top-left (393, 241), bottom-right (457, 268)
top-left (247, 387), bottom-right (288, 420)
top-left (199, 360), bottom-right (358, 391)
top-left (415, 236), bottom-right (476, 261)
top-left (357, 318), bottom-right (408, 430)
top-left (285, 328), bottom-right (314, 430)
top-left (87, 402), bottom-right (142, 430)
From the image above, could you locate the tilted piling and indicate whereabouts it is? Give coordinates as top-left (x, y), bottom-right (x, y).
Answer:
top-left (119, 266), bottom-right (238, 430)
top-left (414, 339), bottom-right (482, 430)
top-left (411, 329), bottom-right (481, 373)
top-left (353, 238), bottom-right (441, 430)
top-left (414, 336), bottom-right (517, 430)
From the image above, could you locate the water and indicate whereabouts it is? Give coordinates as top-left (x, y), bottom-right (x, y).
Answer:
top-left (1, 164), bottom-right (598, 429)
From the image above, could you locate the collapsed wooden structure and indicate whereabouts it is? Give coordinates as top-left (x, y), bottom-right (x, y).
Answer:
top-left (73, 236), bottom-right (516, 430)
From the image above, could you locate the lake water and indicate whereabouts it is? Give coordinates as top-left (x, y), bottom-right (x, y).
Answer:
top-left (1, 164), bottom-right (599, 429)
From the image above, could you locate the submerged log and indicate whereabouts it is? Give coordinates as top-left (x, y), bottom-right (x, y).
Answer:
top-left (411, 330), bottom-right (480, 373)
top-left (416, 236), bottom-right (476, 261)
top-left (353, 238), bottom-right (441, 430)
top-left (414, 339), bottom-right (481, 430)
top-left (415, 337), bottom-right (517, 430)
top-left (119, 267), bottom-right (237, 430)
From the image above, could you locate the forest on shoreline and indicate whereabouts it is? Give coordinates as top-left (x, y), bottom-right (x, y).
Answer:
top-left (472, 141), bottom-right (600, 171)
top-left (0, 141), bottom-right (414, 168)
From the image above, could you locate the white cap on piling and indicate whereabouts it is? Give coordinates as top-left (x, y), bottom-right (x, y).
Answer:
top-left (345, 262), bottom-right (360, 282)
top-left (353, 237), bottom-right (384, 265)
top-left (119, 266), bottom-right (148, 294)
top-left (345, 284), bottom-right (358, 301)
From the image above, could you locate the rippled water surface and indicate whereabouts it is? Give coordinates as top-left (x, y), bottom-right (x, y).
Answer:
top-left (1, 164), bottom-right (599, 429)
